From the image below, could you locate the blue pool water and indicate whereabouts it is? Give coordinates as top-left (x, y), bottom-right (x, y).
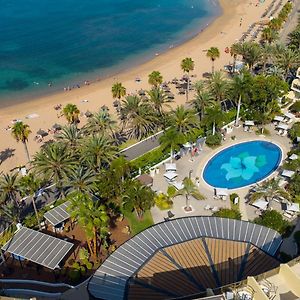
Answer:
top-left (203, 141), bottom-right (282, 189)
top-left (0, 0), bottom-right (220, 103)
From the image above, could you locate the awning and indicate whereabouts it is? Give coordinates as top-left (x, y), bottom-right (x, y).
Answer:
top-left (165, 163), bottom-right (177, 172)
top-left (252, 199), bottom-right (268, 210)
top-left (164, 172), bottom-right (178, 181)
top-left (273, 116), bottom-right (284, 122)
top-left (284, 112), bottom-right (294, 119)
top-left (244, 120), bottom-right (254, 126)
top-left (282, 170), bottom-right (295, 178)
top-left (215, 188), bottom-right (228, 196)
top-left (289, 154), bottom-right (298, 160)
top-left (44, 201), bottom-right (71, 227)
top-left (286, 203), bottom-right (300, 212)
top-left (277, 123), bottom-right (289, 130)
top-left (2, 226), bottom-right (73, 270)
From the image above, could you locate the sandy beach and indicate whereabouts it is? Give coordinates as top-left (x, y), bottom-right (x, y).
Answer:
top-left (0, 0), bottom-right (277, 173)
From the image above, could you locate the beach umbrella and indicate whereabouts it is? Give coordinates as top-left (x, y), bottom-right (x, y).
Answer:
top-left (101, 105), bottom-right (109, 111)
top-left (113, 100), bottom-right (120, 107)
top-left (52, 123), bottom-right (61, 130)
top-left (37, 129), bottom-right (48, 137)
top-left (167, 93), bottom-right (175, 99)
top-left (138, 89), bottom-right (146, 96)
top-left (85, 111), bottom-right (93, 118)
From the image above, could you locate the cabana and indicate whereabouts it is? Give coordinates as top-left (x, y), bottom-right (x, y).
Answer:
top-left (273, 116), bottom-right (284, 123)
top-left (289, 154), bottom-right (298, 160)
top-left (244, 120), bottom-right (254, 132)
top-left (252, 199), bottom-right (268, 211)
top-left (163, 172), bottom-right (178, 181)
top-left (44, 201), bottom-right (71, 232)
top-left (284, 112), bottom-right (294, 123)
top-left (281, 169), bottom-right (295, 178)
top-left (285, 203), bottom-right (300, 213)
top-left (1, 226), bottom-right (73, 270)
top-left (165, 163), bottom-right (177, 172)
top-left (276, 123), bottom-right (289, 130)
top-left (215, 188), bottom-right (228, 200)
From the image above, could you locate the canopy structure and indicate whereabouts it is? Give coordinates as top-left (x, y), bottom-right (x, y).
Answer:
top-left (282, 170), bottom-right (295, 178)
top-left (215, 188), bottom-right (229, 196)
top-left (284, 112), bottom-right (294, 119)
top-left (289, 154), bottom-right (299, 160)
top-left (2, 227), bottom-right (73, 270)
top-left (252, 199), bottom-right (268, 210)
top-left (165, 163), bottom-right (177, 172)
top-left (285, 203), bottom-right (300, 212)
top-left (44, 201), bottom-right (70, 227)
top-left (244, 120), bottom-right (254, 126)
top-left (273, 116), bottom-right (284, 122)
top-left (164, 172), bottom-right (178, 181)
top-left (277, 123), bottom-right (289, 130)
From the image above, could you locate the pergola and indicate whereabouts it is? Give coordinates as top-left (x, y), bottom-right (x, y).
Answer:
top-left (2, 227), bottom-right (73, 270)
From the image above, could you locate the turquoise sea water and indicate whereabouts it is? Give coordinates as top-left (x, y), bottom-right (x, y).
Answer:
top-left (0, 0), bottom-right (220, 104)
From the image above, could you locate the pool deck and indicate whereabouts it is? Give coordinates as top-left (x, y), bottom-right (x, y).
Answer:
top-left (150, 122), bottom-right (293, 224)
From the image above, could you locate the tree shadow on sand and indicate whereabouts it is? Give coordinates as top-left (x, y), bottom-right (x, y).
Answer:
top-left (0, 148), bottom-right (16, 165)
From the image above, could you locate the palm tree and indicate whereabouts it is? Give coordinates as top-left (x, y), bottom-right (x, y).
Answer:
top-left (11, 121), bottom-right (31, 162)
top-left (62, 103), bottom-right (80, 125)
top-left (0, 172), bottom-right (21, 207)
top-left (64, 167), bottom-right (96, 195)
top-left (68, 192), bottom-right (109, 258)
top-left (230, 43), bottom-right (242, 74)
top-left (249, 178), bottom-right (290, 207)
top-left (208, 71), bottom-right (228, 103)
top-left (32, 142), bottom-right (77, 190)
top-left (110, 156), bottom-right (131, 183)
top-left (112, 82), bottom-right (126, 100)
top-left (0, 202), bottom-right (21, 225)
top-left (260, 43), bottom-right (274, 74)
top-left (288, 29), bottom-right (300, 50)
top-left (55, 124), bottom-right (81, 148)
top-left (172, 105), bottom-right (198, 135)
top-left (175, 177), bottom-right (205, 211)
top-left (275, 48), bottom-right (300, 80)
top-left (181, 57), bottom-right (195, 102)
top-left (122, 180), bottom-right (155, 219)
top-left (192, 89), bottom-right (214, 120)
top-left (206, 47), bottom-right (220, 74)
top-left (148, 71), bottom-right (163, 87)
top-left (120, 95), bottom-right (158, 139)
top-left (84, 109), bottom-right (117, 137)
top-left (260, 27), bottom-right (278, 44)
top-left (147, 87), bottom-right (172, 117)
top-left (80, 135), bottom-right (118, 171)
top-left (193, 80), bottom-right (205, 94)
top-left (159, 127), bottom-right (185, 161)
top-left (238, 42), bottom-right (262, 71)
top-left (230, 72), bottom-right (252, 126)
top-left (203, 103), bottom-right (225, 135)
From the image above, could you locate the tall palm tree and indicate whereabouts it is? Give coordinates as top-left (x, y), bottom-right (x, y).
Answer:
top-left (120, 95), bottom-right (158, 139)
top-left (64, 166), bottom-right (96, 195)
top-left (181, 57), bottom-right (195, 102)
top-left (191, 89), bottom-right (214, 120)
top-left (172, 105), bottom-right (198, 135)
top-left (175, 177), bottom-right (205, 211)
top-left (84, 109), bottom-right (117, 137)
top-left (249, 178), bottom-right (290, 207)
top-left (112, 82), bottom-right (126, 100)
top-left (11, 121), bottom-right (31, 162)
top-left (55, 124), bottom-right (81, 148)
top-left (230, 43), bottom-right (242, 74)
top-left (0, 202), bottom-right (21, 225)
top-left (275, 48), bottom-right (300, 80)
top-left (148, 71), bottom-right (163, 87)
top-left (206, 47), bottom-right (220, 74)
top-left (110, 156), bottom-right (131, 183)
top-left (147, 87), bottom-right (172, 117)
top-left (32, 142), bottom-right (77, 190)
top-left (193, 80), bottom-right (205, 94)
top-left (260, 43), bottom-right (274, 74)
top-left (80, 135), bottom-right (118, 171)
top-left (208, 71), bottom-right (228, 103)
top-left (203, 103), bottom-right (225, 135)
top-left (68, 192), bottom-right (109, 258)
top-left (260, 27), bottom-right (278, 45)
top-left (0, 172), bottom-right (21, 207)
top-left (62, 103), bottom-right (80, 125)
top-left (230, 72), bottom-right (252, 126)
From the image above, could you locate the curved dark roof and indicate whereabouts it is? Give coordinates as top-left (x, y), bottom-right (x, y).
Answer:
top-left (88, 216), bottom-right (282, 300)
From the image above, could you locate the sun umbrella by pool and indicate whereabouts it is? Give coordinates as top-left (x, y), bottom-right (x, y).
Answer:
top-left (289, 154), bottom-right (298, 160)
top-left (252, 199), bottom-right (268, 210)
top-left (164, 172), bottom-right (178, 181)
top-left (285, 203), bottom-right (300, 212)
top-left (282, 169), bottom-right (295, 178)
top-left (215, 188), bottom-right (229, 196)
top-left (273, 116), bottom-right (284, 122)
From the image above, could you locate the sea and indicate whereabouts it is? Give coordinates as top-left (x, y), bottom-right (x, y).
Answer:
top-left (0, 0), bottom-right (221, 104)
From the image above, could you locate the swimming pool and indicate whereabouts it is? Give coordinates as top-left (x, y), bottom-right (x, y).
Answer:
top-left (203, 141), bottom-right (282, 189)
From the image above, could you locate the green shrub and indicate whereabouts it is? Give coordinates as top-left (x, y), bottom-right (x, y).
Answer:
top-left (68, 269), bottom-right (81, 283)
top-left (282, 160), bottom-right (299, 171)
top-left (154, 193), bottom-right (173, 210)
top-left (205, 133), bottom-right (222, 147)
top-left (254, 210), bottom-right (290, 234)
top-left (290, 101), bottom-right (300, 113)
top-left (289, 122), bottom-right (300, 141)
top-left (213, 208), bottom-right (241, 220)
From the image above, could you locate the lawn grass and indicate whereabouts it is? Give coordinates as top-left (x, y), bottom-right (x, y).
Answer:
top-left (123, 209), bottom-right (154, 235)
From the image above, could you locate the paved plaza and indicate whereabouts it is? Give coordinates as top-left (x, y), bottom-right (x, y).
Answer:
top-left (150, 121), bottom-right (293, 224)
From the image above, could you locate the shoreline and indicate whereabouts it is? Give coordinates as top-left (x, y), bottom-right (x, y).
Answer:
top-left (0, 0), bottom-right (275, 173)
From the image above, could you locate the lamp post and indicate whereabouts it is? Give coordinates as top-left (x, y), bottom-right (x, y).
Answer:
top-left (189, 169), bottom-right (193, 179)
